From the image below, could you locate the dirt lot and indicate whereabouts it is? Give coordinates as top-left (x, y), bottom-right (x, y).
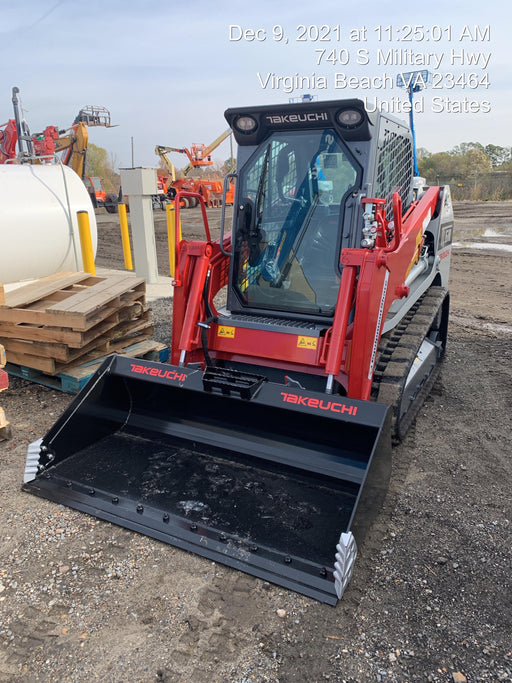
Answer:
top-left (0, 201), bottom-right (511, 683)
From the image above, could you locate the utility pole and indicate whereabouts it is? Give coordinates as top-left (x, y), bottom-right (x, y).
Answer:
top-left (396, 70), bottom-right (430, 177)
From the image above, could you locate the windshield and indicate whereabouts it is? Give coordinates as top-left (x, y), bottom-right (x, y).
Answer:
top-left (233, 129), bottom-right (359, 316)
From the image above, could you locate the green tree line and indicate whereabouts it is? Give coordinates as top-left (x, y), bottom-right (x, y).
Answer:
top-left (85, 143), bottom-right (120, 192)
top-left (86, 138), bottom-right (512, 202)
top-left (418, 143), bottom-right (512, 200)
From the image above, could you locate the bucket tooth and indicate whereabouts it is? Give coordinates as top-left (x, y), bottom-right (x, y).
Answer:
top-left (334, 532), bottom-right (358, 599)
top-left (24, 438), bottom-right (43, 483)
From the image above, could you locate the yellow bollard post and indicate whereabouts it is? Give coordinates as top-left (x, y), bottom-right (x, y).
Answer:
top-left (77, 210), bottom-right (96, 275)
top-left (118, 203), bottom-right (133, 270)
top-left (166, 203), bottom-right (182, 278)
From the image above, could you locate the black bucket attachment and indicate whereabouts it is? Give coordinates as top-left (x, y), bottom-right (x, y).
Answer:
top-left (24, 355), bottom-right (391, 605)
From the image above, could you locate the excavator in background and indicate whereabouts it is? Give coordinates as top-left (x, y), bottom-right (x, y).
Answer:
top-left (24, 98), bottom-right (453, 605)
top-left (155, 129), bottom-right (235, 208)
top-left (0, 87), bottom-right (118, 211)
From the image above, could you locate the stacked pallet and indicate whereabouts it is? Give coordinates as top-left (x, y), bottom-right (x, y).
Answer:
top-left (0, 271), bottom-right (169, 392)
top-left (0, 343), bottom-right (11, 440)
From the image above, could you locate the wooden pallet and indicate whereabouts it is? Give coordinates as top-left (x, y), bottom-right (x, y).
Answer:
top-left (0, 271), bottom-right (160, 375)
top-left (1, 312), bottom-right (154, 371)
top-left (0, 271), bottom-right (146, 331)
top-left (1, 272), bottom-right (171, 394)
top-left (6, 340), bottom-right (170, 394)
top-left (0, 299), bottom-right (148, 347)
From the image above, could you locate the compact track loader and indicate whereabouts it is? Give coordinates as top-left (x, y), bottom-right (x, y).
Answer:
top-left (24, 99), bottom-right (453, 604)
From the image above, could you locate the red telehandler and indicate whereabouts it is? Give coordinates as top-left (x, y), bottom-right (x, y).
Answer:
top-left (23, 98), bottom-right (452, 604)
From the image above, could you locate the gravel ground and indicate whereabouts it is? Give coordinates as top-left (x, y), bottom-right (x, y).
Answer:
top-left (0, 201), bottom-right (511, 683)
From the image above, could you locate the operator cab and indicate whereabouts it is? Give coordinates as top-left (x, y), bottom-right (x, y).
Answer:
top-left (231, 128), bottom-right (360, 318)
top-left (220, 98), bottom-right (414, 344)
top-left (224, 99), bottom-right (378, 324)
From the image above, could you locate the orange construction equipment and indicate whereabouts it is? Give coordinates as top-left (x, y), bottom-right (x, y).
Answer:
top-left (0, 87), bottom-right (118, 211)
top-left (155, 129), bottom-right (234, 208)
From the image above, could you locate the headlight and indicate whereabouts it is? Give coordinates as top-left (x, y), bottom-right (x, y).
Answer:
top-left (234, 115), bottom-right (258, 134)
top-left (336, 108), bottom-right (363, 129)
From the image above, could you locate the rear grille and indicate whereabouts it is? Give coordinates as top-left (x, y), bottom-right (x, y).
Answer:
top-left (375, 127), bottom-right (413, 219)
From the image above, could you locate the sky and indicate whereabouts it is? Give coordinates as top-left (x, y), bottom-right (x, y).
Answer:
top-left (2, 0), bottom-right (510, 171)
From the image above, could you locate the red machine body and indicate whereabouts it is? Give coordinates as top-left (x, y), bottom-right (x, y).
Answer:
top-left (171, 185), bottom-right (442, 403)
top-left (0, 119), bottom-right (17, 162)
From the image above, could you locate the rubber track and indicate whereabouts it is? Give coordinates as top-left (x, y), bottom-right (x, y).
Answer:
top-left (371, 286), bottom-right (448, 442)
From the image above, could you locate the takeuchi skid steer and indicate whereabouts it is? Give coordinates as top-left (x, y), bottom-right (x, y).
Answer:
top-left (24, 99), bottom-right (453, 605)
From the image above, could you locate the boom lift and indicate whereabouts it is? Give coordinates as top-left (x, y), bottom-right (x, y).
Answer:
top-left (155, 129), bottom-right (234, 207)
top-left (23, 99), bottom-right (453, 605)
top-left (54, 105), bottom-right (112, 179)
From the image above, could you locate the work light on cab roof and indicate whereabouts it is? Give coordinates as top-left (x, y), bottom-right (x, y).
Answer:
top-left (234, 115), bottom-right (258, 133)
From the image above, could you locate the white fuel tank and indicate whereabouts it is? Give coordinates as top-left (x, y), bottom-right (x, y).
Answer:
top-left (0, 163), bottom-right (97, 284)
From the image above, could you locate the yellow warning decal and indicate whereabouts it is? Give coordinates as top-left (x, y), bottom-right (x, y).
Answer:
top-left (297, 336), bottom-right (318, 350)
top-left (406, 229), bottom-right (425, 278)
top-left (218, 325), bottom-right (235, 339)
